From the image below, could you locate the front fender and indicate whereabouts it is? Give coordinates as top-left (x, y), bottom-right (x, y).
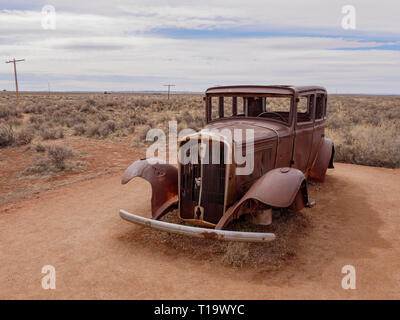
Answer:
top-left (121, 158), bottom-right (178, 220)
top-left (216, 167), bottom-right (308, 230)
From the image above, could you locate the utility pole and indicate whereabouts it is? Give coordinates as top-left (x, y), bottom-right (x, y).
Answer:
top-left (5, 58), bottom-right (25, 104)
top-left (164, 84), bottom-right (175, 99)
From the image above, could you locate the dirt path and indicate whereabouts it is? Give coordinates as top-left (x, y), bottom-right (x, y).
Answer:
top-left (0, 163), bottom-right (399, 299)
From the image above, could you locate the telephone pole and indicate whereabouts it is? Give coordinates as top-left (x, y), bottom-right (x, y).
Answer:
top-left (5, 58), bottom-right (25, 104)
top-left (163, 84), bottom-right (175, 99)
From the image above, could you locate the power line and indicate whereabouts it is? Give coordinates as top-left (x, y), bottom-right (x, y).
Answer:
top-left (163, 84), bottom-right (175, 99)
top-left (5, 58), bottom-right (25, 105)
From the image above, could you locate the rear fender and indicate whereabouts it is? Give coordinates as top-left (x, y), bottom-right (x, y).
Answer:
top-left (309, 138), bottom-right (334, 182)
top-left (121, 158), bottom-right (178, 220)
top-left (216, 167), bottom-right (308, 230)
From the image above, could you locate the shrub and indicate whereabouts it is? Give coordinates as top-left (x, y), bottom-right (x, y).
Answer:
top-left (21, 105), bottom-right (44, 114)
top-left (85, 123), bottom-right (100, 137)
top-left (120, 119), bottom-right (136, 134)
top-left (73, 124), bottom-right (86, 136)
top-left (79, 105), bottom-right (95, 113)
top-left (15, 127), bottom-right (34, 146)
top-left (47, 144), bottom-right (73, 169)
top-left (99, 120), bottom-right (116, 137)
top-left (34, 143), bottom-right (46, 152)
top-left (8, 118), bottom-right (22, 127)
top-left (0, 106), bottom-right (19, 119)
top-left (23, 156), bottom-right (52, 174)
top-left (98, 113), bottom-right (109, 121)
top-left (65, 114), bottom-right (87, 127)
top-left (40, 127), bottom-right (64, 140)
top-left (86, 120), bottom-right (116, 138)
top-left (29, 115), bottom-right (45, 124)
top-left (86, 98), bottom-right (96, 106)
top-left (24, 143), bottom-right (85, 174)
top-left (0, 124), bottom-right (15, 147)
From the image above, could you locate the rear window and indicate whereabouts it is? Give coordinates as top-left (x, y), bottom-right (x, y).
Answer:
top-left (315, 95), bottom-right (325, 119)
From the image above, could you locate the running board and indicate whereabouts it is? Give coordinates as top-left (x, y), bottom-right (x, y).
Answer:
top-left (120, 210), bottom-right (276, 243)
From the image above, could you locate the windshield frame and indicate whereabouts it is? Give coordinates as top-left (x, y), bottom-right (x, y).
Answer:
top-left (205, 93), bottom-right (295, 127)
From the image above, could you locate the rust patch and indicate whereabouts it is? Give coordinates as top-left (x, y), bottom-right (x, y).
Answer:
top-left (201, 231), bottom-right (219, 240)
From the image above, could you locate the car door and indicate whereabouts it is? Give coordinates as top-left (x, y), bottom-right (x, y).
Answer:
top-left (309, 93), bottom-right (326, 167)
top-left (293, 94), bottom-right (314, 173)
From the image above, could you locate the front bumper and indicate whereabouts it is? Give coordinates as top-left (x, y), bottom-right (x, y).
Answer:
top-left (120, 209), bottom-right (275, 243)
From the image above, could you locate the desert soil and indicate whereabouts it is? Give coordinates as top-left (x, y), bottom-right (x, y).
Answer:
top-left (0, 161), bottom-right (399, 299)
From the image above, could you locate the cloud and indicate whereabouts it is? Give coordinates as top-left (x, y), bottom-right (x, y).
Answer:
top-left (0, 1), bottom-right (399, 93)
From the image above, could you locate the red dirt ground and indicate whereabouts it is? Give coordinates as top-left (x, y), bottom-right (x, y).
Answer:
top-left (0, 142), bottom-right (399, 299)
top-left (0, 136), bottom-right (142, 207)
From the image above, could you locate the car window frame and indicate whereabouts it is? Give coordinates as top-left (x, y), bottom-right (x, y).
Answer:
top-left (296, 93), bottom-right (315, 127)
top-left (206, 93), bottom-right (294, 127)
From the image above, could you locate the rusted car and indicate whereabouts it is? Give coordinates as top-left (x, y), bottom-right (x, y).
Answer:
top-left (120, 85), bottom-right (334, 242)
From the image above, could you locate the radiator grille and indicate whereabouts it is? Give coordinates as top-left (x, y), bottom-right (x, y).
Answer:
top-left (179, 139), bottom-right (226, 224)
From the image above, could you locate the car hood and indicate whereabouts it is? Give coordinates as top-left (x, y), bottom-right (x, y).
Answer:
top-left (199, 119), bottom-right (290, 146)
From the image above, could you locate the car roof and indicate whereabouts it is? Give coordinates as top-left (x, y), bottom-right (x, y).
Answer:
top-left (205, 85), bottom-right (326, 95)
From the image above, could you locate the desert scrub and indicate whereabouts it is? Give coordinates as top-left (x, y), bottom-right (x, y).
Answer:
top-left (40, 127), bottom-right (64, 140)
top-left (119, 118), bottom-right (136, 134)
top-left (24, 143), bottom-right (86, 174)
top-left (46, 144), bottom-right (74, 169)
top-left (15, 127), bottom-right (34, 145)
top-left (32, 143), bottom-right (46, 152)
top-left (85, 120), bottom-right (117, 138)
top-left (21, 104), bottom-right (45, 114)
top-left (0, 105), bottom-right (20, 119)
top-left (327, 120), bottom-right (400, 168)
top-left (0, 124), bottom-right (35, 147)
top-left (1, 92), bottom-right (398, 169)
top-left (73, 124), bottom-right (86, 136)
top-left (0, 124), bottom-right (15, 147)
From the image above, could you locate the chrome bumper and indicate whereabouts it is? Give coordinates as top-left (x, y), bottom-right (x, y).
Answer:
top-left (120, 209), bottom-right (276, 242)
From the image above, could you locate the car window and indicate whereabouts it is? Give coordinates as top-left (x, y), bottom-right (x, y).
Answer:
top-left (297, 95), bottom-right (313, 123)
top-left (265, 97), bottom-right (291, 112)
top-left (211, 96), bottom-right (220, 119)
top-left (237, 97), bottom-right (245, 115)
top-left (315, 94), bottom-right (324, 120)
top-left (224, 97), bottom-right (233, 117)
top-left (209, 95), bottom-right (291, 125)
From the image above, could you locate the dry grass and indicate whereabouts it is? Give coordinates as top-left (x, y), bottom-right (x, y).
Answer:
top-left (130, 208), bottom-right (309, 268)
top-left (326, 95), bottom-right (400, 168)
top-left (0, 124), bottom-right (34, 147)
top-left (24, 143), bottom-right (86, 175)
top-left (0, 92), bottom-right (399, 168)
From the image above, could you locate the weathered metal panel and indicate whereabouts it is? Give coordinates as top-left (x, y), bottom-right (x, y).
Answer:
top-left (121, 158), bottom-right (178, 220)
top-left (309, 138), bottom-right (334, 182)
top-left (216, 167), bottom-right (307, 230)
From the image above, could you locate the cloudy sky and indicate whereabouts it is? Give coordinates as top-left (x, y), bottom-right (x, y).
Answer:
top-left (0, 0), bottom-right (399, 93)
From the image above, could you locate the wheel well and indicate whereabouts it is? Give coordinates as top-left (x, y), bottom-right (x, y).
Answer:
top-left (328, 144), bottom-right (335, 169)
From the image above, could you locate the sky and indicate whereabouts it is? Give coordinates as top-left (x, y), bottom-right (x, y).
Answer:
top-left (0, 0), bottom-right (399, 94)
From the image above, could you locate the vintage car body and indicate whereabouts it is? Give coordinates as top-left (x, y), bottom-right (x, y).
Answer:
top-left (120, 85), bottom-right (334, 242)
